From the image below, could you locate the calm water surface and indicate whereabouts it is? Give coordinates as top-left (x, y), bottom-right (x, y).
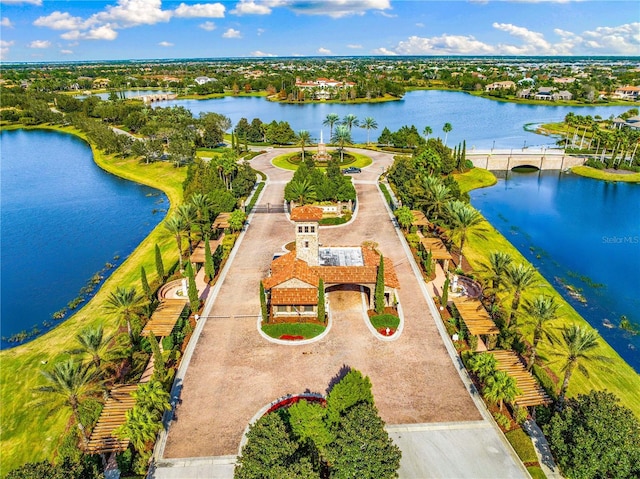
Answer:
top-left (0, 129), bottom-right (166, 348)
top-left (158, 90), bottom-right (631, 149)
top-left (470, 171), bottom-right (640, 371)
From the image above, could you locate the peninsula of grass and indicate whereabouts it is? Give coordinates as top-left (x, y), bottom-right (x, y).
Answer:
top-left (272, 150), bottom-right (373, 171)
top-left (267, 93), bottom-right (401, 104)
top-left (0, 124), bottom-right (186, 476)
top-left (456, 168), bottom-right (640, 419)
top-left (571, 165), bottom-right (640, 183)
top-left (178, 91), bottom-right (268, 100)
top-left (453, 167), bottom-right (497, 193)
top-left (261, 322), bottom-right (326, 339)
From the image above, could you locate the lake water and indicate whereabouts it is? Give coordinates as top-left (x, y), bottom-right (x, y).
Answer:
top-left (158, 90), bottom-right (632, 149)
top-left (470, 170), bottom-right (640, 371)
top-left (0, 129), bottom-right (166, 348)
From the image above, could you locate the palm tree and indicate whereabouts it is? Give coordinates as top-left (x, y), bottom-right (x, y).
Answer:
top-left (482, 251), bottom-right (513, 306)
top-left (37, 359), bottom-right (102, 445)
top-left (483, 370), bottom-right (520, 411)
top-left (296, 129), bottom-right (311, 162)
top-left (164, 214), bottom-right (187, 271)
top-left (286, 177), bottom-right (317, 205)
top-left (553, 325), bottom-right (612, 410)
top-left (323, 113), bottom-right (340, 139)
top-left (342, 113), bottom-right (359, 132)
top-left (177, 203), bottom-right (198, 255)
top-left (69, 325), bottom-right (119, 371)
top-left (105, 286), bottom-right (147, 343)
top-left (331, 124), bottom-right (352, 162)
top-left (190, 192), bottom-right (214, 239)
top-left (523, 295), bottom-right (560, 370)
top-left (445, 200), bottom-right (485, 266)
top-left (132, 381), bottom-right (171, 417)
top-left (116, 405), bottom-right (163, 454)
top-left (360, 117), bottom-right (378, 145)
top-left (442, 122), bottom-right (453, 146)
top-left (423, 125), bottom-right (432, 141)
top-left (468, 352), bottom-right (498, 383)
top-left (422, 178), bottom-right (451, 223)
top-left (505, 263), bottom-right (539, 327)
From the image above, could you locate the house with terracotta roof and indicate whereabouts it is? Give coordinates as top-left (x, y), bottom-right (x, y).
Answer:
top-left (262, 206), bottom-right (399, 321)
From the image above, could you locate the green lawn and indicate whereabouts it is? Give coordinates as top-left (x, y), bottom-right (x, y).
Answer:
top-left (505, 428), bottom-right (538, 464)
top-left (456, 168), bottom-right (640, 419)
top-left (571, 165), bottom-right (640, 183)
top-left (369, 314), bottom-right (400, 330)
top-left (453, 167), bottom-right (497, 193)
top-left (261, 323), bottom-right (326, 339)
top-left (0, 125), bottom-right (186, 476)
top-left (272, 151), bottom-right (373, 171)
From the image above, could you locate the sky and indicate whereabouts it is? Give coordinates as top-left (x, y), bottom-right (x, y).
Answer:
top-left (0, 0), bottom-right (638, 62)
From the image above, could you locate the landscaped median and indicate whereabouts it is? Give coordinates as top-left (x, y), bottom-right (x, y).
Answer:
top-left (272, 150), bottom-right (373, 171)
top-left (0, 124), bottom-right (186, 476)
top-left (456, 167), bottom-right (640, 419)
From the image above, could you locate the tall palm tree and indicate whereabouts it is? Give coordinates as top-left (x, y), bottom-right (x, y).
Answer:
top-left (483, 370), bottom-right (520, 411)
top-left (70, 325), bottom-right (119, 371)
top-left (190, 192), bottom-right (214, 239)
top-left (132, 381), bottom-right (171, 417)
top-left (296, 129), bottom-right (311, 162)
top-left (505, 263), bottom-right (539, 327)
top-left (116, 405), bottom-right (163, 454)
top-left (105, 286), bottom-right (147, 343)
top-left (331, 124), bottom-right (352, 162)
top-left (442, 122), bottom-right (453, 146)
top-left (37, 359), bottom-right (102, 445)
top-left (323, 113), bottom-right (340, 139)
top-left (164, 214), bottom-right (187, 271)
top-left (423, 125), bottom-right (432, 141)
top-left (445, 200), bottom-right (485, 266)
top-left (553, 325), bottom-right (611, 410)
top-left (360, 117), bottom-right (378, 145)
top-left (342, 113), bottom-right (359, 132)
top-left (422, 177), bottom-right (451, 223)
top-left (177, 203), bottom-right (198, 255)
top-left (523, 295), bottom-right (560, 370)
top-left (286, 177), bottom-right (317, 205)
top-left (482, 251), bottom-right (513, 306)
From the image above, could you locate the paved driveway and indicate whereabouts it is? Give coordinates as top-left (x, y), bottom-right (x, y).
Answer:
top-left (152, 148), bottom-right (527, 479)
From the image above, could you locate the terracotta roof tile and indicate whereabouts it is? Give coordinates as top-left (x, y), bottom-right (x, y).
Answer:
top-left (271, 288), bottom-right (318, 305)
top-left (262, 252), bottom-right (320, 290)
top-left (290, 205), bottom-right (323, 222)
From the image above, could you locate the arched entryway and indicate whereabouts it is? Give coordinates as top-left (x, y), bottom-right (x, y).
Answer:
top-left (325, 284), bottom-right (370, 313)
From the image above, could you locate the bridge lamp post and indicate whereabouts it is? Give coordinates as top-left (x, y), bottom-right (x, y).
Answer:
top-left (492, 140), bottom-right (495, 151)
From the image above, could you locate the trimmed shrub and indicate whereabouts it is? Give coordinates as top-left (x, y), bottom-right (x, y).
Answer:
top-left (505, 428), bottom-right (538, 464)
top-left (493, 412), bottom-right (511, 430)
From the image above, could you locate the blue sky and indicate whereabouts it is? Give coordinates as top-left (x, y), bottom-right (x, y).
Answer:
top-left (0, 0), bottom-right (638, 62)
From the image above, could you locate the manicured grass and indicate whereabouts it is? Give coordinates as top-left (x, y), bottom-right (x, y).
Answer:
top-left (505, 428), bottom-right (538, 464)
top-left (246, 182), bottom-right (265, 212)
top-left (527, 466), bottom-right (547, 479)
top-left (455, 171), bottom-right (640, 419)
top-left (272, 151), bottom-right (373, 171)
top-left (261, 323), bottom-right (326, 339)
top-left (0, 124), bottom-right (186, 476)
top-left (453, 168), bottom-right (497, 193)
top-left (268, 93), bottom-right (401, 104)
top-left (571, 165), bottom-right (640, 183)
top-left (369, 314), bottom-right (400, 330)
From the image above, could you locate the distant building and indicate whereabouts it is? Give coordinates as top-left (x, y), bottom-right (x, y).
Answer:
top-left (613, 86), bottom-right (640, 100)
top-left (485, 81), bottom-right (515, 92)
top-left (194, 76), bottom-right (216, 85)
top-left (294, 77), bottom-right (356, 100)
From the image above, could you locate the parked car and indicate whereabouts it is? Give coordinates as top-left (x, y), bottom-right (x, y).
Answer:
top-left (342, 167), bottom-right (361, 174)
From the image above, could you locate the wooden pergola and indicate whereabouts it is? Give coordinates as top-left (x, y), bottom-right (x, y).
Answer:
top-left (212, 212), bottom-right (231, 230)
top-left (189, 235), bottom-right (224, 264)
top-left (488, 350), bottom-right (552, 407)
top-left (420, 237), bottom-right (453, 261)
top-left (411, 210), bottom-right (431, 228)
top-left (452, 297), bottom-right (499, 336)
top-left (141, 299), bottom-right (187, 338)
top-left (85, 385), bottom-right (138, 455)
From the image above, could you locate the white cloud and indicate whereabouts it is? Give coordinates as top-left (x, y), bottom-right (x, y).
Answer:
top-left (396, 34), bottom-right (495, 55)
top-left (29, 39), bottom-right (51, 48)
top-left (199, 21), bottom-right (216, 31)
top-left (159, 41), bottom-right (173, 47)
top-left (1, 17), bottom-right (13, 28)
top-left (493, 22), bottom-right (554, 53)
top-left (0, 39), bottom-right (14, 60)
top-left (347, 44), bottom-right (363, 49)
top-left (257, 28), bottom-right (265, 35)
top-left (416, 22), bottom-right (424, 28)
top-left (61, 30), bottom-right (81, 40)
top-left (371, 47), bottom-right (397, 55)
top-left (287, 0), bottom-right (392, 18)
top-left (317, 47), bottom-right (331, 54)
top-left (377, 11), bottom-right (397, 18)
top-left (0, 0), bottom-right (42, 5)
top-left (222, 28), bottom-right (242, 38)
top-left (92, 0), bottom-right (171, 28)
top-left (231, 0), bottom-right (274, 15)
top-left (173, 2), bottom-right (225, 18)
top-left (84, 25), bottom-right (118, 41)
top-left (580, 23), bottom-right (640, 55)
top-left (251, 50), bottom-right (276, 56)
top-left (60, 49), bottom-right (73, 54)
top-left (34, 11), bottom-right (86, 30)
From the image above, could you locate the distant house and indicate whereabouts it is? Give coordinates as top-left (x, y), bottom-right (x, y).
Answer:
top-left (194, 76), bottom-right (216, 85)
top-left (553, 77), bottom-right (576, 85)
top-left (294, 77), bottom-right (356, 100)
top-left (534, 87), bottom-right (555, 100)
top-left (614, 115), bottom-right (640, 130)
top-left (554, 90), bottom-right (573, 101)
top-left (529, 87), bottom-right (573, 101)
top-left (485, 81), bottom-right (515, 92)
top-left (613, 86), bottom-right (640, 100)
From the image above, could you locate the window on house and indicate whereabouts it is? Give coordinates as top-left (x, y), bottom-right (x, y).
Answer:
top-left (298, 226), bottom-right (303, 233)
top-left (276, 305), bottom-right (288, 312)
top-left (303, 305), bottom-right (315, 312)
top-left (304, 241), bottom-right (309, 248)
top-left (310, 226), bottom-right (315, 233)
top-left (304, 226), bottom-right (309, 233)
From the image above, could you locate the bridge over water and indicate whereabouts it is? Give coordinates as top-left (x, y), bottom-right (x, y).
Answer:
top-left (467, 148), bottom-right (584, 171)
top-left (131, 93), bottom-right (178, 104)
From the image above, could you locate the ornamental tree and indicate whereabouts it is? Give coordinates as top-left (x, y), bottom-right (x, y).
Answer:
top-left (374, 254), bottom-right (385, 314)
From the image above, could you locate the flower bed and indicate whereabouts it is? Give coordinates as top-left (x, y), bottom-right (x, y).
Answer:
top-left (377, 327), bottom-right (396, 336)
top-left (264, 395), bottom-right (326, 416)
top-left (279, 334), bottom-right (304, 341)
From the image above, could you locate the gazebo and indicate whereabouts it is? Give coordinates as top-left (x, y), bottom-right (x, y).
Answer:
top-left (452, 296), bottom-right (499, 350)
top-left (411, 210), bottom-right (431, 229)
top-left (488, 350), bottom-right (552, 408)
top-left (189, 236), bottom-right (224, 264)
top-left (420, 237), bottom-right (453, 271)
top-left (141, 299), bottom-right (187, 338)
top-left (212, 212), bottom-right (231, 231)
